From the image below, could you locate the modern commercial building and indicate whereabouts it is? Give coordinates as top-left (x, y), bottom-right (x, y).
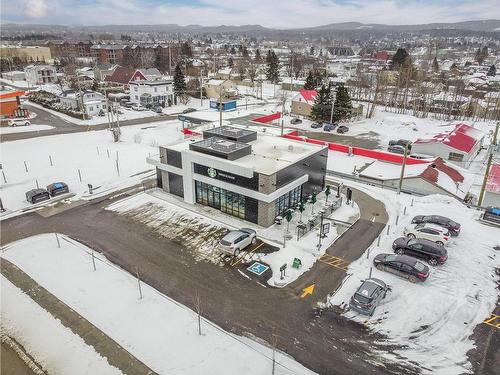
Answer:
top-left (147, 126), bottom-right (328, 227)
top-left (0, 45), bottom-right (52, 62)
top-left (0, 88), bottom-right (25, 119)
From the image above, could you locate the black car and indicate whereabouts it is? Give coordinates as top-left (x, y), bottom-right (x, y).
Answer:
top-left (311, 122), bottom-right (322, 129)
top-left (290, 118), bottom-right (302, 125)
top-left (373, 254), bottom-right (429, 283)
top-left (411, 215), bottom-right (460, 236)
top-left (46, 182), bottom-right (69, 197)
top-left (387, 145), bottom-right (405, 154)
top-left (392, 237), bottom-right (447, 266)
top-left (389, 139), bottom-right (412, 150)
top-left (182, 108), bottom-right (197, 114)
top-left (26, 188), bottom-right (50, 204)
top-left (337, 125), bottom-right (349, 134)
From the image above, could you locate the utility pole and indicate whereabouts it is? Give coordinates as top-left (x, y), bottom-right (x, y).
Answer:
top-left (200, 69), bottom-right (203, 107)
top-left (329, 86), bottom-right (336, 125)
top-left (76, 72), bottom-right (86, 120)
top-left (398, 143), bottom-right (409, 194)
top-left (478, 122), bottom-right (499, 206)
top-left (103, 86), bottom-right (111, 131)
top-left (219, 84), bottom-right (224, 127)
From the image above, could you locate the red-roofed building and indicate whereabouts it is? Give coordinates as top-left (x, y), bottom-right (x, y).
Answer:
top-left (291, 89), bottom-right (317, 117)
top-left (411, 123), bottom-right (484, 168)
top-left (483, 164), bottom-right (500, 207)
top-left (104, 67), bottom-right (146, 89)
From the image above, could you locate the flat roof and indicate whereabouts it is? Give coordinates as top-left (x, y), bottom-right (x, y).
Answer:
top-left (167, 133), bottom-right (326, 175)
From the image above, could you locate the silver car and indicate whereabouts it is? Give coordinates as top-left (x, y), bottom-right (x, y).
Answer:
top-left (349, 278), bottom-right (388, 316)
top-left (218, 228), bottom-right (257, 256)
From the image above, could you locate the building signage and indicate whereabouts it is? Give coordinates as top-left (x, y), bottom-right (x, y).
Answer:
top-left (207, 167), bottom-right (217, 178)
top-left (193, 163), bottom-right (259, 190)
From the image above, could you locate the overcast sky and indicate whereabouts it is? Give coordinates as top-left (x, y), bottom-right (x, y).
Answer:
top-left (1, 0), bottom-right (499, 28)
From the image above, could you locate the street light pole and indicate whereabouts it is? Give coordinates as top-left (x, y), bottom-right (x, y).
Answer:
top-left (398, 143), bottom-right (409, 194)
top-left (329, 86), bottom-right (336, 125)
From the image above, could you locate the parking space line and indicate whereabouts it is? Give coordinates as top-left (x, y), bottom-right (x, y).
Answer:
top-left (483, 313), bottom-right (500, 329)
top-left (318, 254), bottom-right (349, 271)
top-left (230, 242), bottom-right (265, 267)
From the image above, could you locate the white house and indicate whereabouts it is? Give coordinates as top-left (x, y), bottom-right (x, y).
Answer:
top-left (59, 90), bottom-right (106, 118)
top-left (129, 79), bottom-right (174, 107)
top-left (411, 123), bottom-right (484, 168)
top-left (24, 64), bottom-right (57, 86)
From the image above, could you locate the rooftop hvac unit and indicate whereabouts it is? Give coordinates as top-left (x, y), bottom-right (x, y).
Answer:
top-left (212, 139), bottom-right (237, 152)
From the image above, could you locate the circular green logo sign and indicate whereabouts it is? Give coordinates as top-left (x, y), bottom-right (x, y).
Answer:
top-left (207, 167), bottom-right (217, 178)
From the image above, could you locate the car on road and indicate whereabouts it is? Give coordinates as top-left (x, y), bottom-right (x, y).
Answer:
top-left (121, 101), bottom-right (133, 109)
top-left (409, 153), bottom-right (434, 160)
top-left (182, 108), bottom-right (197, 114)
top-left (132, 105), bottom-right (145, 111)
top-left (411, 215), bottom-right (461, 236)
top-left (349, 278), bottom-right (388, 316)
top-left (389, 139), bottom-right (412, 150)
top-left (404, 223), bottom-right (450, 246)
top-left (323, 123), bottom-right (336, 132)
top-left (153, 106), bottom-right (163, 114)
top-left (290, 118), bottom-right (302, 125)
top-left (336, 125), bottom-right (349, 134)
top-left (373, 254), bottom-right (429, 283)
top-left (392, 237), bottom-right (448, 266)
top-left (310, 122), bottom-right (322, 129)
top-left (218, 228), bottom-right (257, 256)
top-left (46, 182), bottom-right (69, 197)
top-left (387, 145), bottom-right (405, 154)
top-left (8, 118), bottom-right (31, 127)
top-left (26, 188), bottom-right (50, 204)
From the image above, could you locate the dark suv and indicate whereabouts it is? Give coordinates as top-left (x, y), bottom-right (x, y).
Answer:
top-left (26, 188), bottom-right (50, 204)
top-left (47, 182), bottom-right (69, 197)
top-left (349, 278), bottom-right (388, 316)
top-left (411, 215), bottom-right (460, 236)
top-left (392, 237), bottom-right (447, 266)
top-left (373, 254), bottom-right (429, 283)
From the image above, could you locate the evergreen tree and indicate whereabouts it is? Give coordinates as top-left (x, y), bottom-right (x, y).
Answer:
top-left (180, 41), bottom-right (192, 57)
top-left (309, 46), bottom-right (315, 55)
top-left (313, 69), bottom-right (324, 87)
top-left (391, 47), bottom-right (410, 69)
top-left (173, 63), bottom-right (186, 98)
top-left (310, 84), bottom-right (333, 123)
top-left (228, 57), bottom-right (234, 68)
top-left (242, 46), bottom-right (249, 58)
top-left (266, 49), bottom-right (272, 64)
top-left (230, 45), bottom-right (236, 54)
top-left (254, 49), bottom-right (261, 62)
top-left (487, 64), bottom-right (497, 77)
top-left (266, 51), bottom-right (280, 83)
top-left (303, 70), bottom-right (316, 90)
top-left (432, 57), bottom-right (439, 73)
top-left (332, 85), bottom-right (353, 122)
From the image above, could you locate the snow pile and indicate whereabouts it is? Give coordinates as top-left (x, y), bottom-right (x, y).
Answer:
top-left (0, 124), bottom-right (54, 134)
top-left (0, 120), bottom-right (184, 212)
top-left (1, 234), bottom-right (315, 375)
top-left (328, 187), bottom-right (499, 374)
top-left (1, 277), bottom-right (123, 375)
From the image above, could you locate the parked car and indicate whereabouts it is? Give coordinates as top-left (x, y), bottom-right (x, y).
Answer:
top-left (153, 106), bottom-right (163, 114)
top-left (218, 228), bottom-right (257, 256)
top-left (182, 108), bottom-right (197, 114)
top-left (337, 125), bottom-right (349, 134)
top-left (290, 118), bottom-right (302, 125)
top-left (411, 215), bottom-right (461, 236)
top-left (25, 188), bottom-right (50, 204)
top-left (349, 278), bottom-right (388, 316)
top-left (392, 237), bottom-right (448, 266)
top-left (404, 223), bottom-right (450, 246)
top-left (46, 182), bottom-right (69, 197)
top-left (310, 122), bottom-right (322, 129)
top-left (387, 145), bottom-right (405, 154)
top-left (8, 118), bottom-right (31, 127)
top-left (389, 139), bottom-right (412, 149)
top-left (121, 101), bottom-right (133, 108)
top-left (409, 153), bottom-right (434, 160)
top-left (373, 254), bottom-right (429, 283)
top-left (323, 123), bottom-right (336, 132)
top-left (132, 105), bottom-right (145, 111)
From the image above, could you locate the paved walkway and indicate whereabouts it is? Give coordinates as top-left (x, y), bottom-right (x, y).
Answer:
top-left (1, 259), bottom-right (157, 375)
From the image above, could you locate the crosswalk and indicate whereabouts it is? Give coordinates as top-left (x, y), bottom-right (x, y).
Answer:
top-left (318, 254), bottom-right (350, 271)
top-left (483, 313), bottom-right (500, 329)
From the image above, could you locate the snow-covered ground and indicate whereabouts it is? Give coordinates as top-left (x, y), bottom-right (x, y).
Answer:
top-left (327, 183), bottom-right (499, 375)
top-left (1, 234), bottom-right (316, 375)
top-left (0, 124), bottom-right (54, 134)
top-left (107, 189), bottom-right (359, 287)
top-left (1, 276), bottom-right (123, 375)
top-left (0, 120), bottom-right (185, 213)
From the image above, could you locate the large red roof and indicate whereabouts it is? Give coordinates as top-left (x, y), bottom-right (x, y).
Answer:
top-left (486, 164), bottom-right (500, 194)
top-left (419, 157), bottom-right (464, 184)
top-left (299, 89), bottom-right (317, 104)
top-left (414, 123), bottom-right (483, 153)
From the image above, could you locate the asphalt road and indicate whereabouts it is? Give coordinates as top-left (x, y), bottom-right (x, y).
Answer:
top-left (1, 186), bottom-right (497, 374)
top-left (0, 103), bottom-right (177, 142)
top-left (1, 342), bottom-right (36, 375)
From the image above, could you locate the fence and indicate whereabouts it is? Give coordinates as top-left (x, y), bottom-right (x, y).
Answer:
top-left (296, 199), bottom-right (341, 241)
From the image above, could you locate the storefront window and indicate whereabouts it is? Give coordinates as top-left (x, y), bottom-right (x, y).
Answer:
top-left (275, 185), bottom-right (303, 216)
top-left (195, 181), bottom-right (246, 220)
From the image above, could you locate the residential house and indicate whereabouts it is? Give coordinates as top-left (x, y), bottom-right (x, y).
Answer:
top-left (104, 67), bottom-right (146, 89)
top-left (24, 64), bottom-right (57, 86)
top-left (411, 123), bottom-right (484, 168)
top-left (129, 79), bottom-right (174, 107)
top-left (139, 68), bottom-right (163, 81)
top-left (94, 63), bottom-right (118, 82)
top-left (204, 79), bottom-right (238, 99)
top-left (59, 90), bottom-right (107, 118)
top-left (291, 89), bottom-right (317, 117)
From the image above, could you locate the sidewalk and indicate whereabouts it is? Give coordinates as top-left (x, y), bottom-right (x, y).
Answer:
top-left (1, 259), bottom-right (157, 375)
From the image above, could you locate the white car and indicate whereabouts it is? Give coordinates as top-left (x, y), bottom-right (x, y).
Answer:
top-left (131, 105), bottom-right (145, 111)
top-left (218, 228), bottom-right (257, 256)
top-left (8, 118), bottom-right (31, 127)
top-left (404, 223), bottom-right (450, 246)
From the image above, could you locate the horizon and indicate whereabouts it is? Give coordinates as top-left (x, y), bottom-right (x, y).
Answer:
top-left (1, 0), bottom-right (499, 29)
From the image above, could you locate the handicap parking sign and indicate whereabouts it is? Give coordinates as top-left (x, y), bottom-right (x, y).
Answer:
top-left (247, 262), bottom-right (269, 276)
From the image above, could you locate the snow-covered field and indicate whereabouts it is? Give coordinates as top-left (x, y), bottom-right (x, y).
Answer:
top-left (0, 120), bottom-right (185, 213)
top-left (107, 190), bottom-right (359, 287)
top-left (1, 234), bottom-right (315, 375)
top-left (327, 184), bottom-right (499, 374)
top-left (1, 276), bottom-right (123, 375)
top-left (0, 124), bottom-right (54, 134)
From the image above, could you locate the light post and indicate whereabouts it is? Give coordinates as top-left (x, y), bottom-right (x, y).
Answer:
top-left (329, 85), bottom-right (336, 125)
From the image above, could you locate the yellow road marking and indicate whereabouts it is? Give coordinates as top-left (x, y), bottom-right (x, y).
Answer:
top-left (230, 242), bottom-right (265, 267)
top-left (301, 284), bottom-right (315, 298)
top-left (483, 313), bottom-right (500, 329)
top-left (318, 254), bottom-right (349, 271)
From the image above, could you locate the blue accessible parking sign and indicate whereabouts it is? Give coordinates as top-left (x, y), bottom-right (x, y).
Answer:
top-left (247, 262), bottom-right (269, 276)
